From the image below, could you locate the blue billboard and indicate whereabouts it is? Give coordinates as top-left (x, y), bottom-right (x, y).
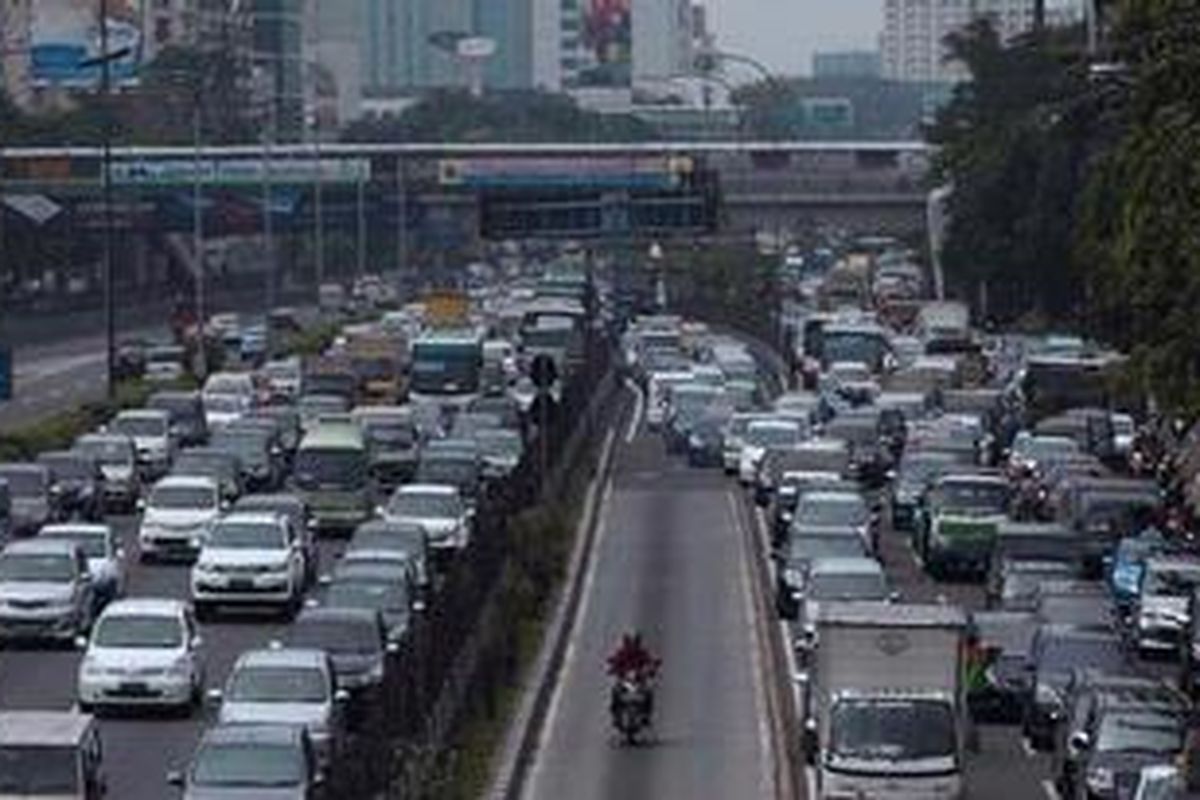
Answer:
top-left (30, 0), bottom-right (143, 88)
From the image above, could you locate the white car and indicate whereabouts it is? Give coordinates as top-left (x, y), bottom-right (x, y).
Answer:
top-left (738, 418), bottom-right (804, 484)
top-left (77, 598), bottom-right (203, 711)
top-left (211, 647), bottom-right (347, 768)
top-left (138, 475), bottom-right (222, 562)
top-left (202, 371), bottom-right (256, 429)
top-left (111, 408), bottom-right (175, 478)
top-left (39, 523), bottom-right (126, 608)
top-left (381, 484), bottom-right (471, 551)
top-left (191, 512), bottom-right (306, 618)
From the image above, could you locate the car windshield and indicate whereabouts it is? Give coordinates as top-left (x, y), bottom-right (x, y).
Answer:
top-left (205, 395), bottom-right (245, 413)
top-left (326, 579), bottom-right (409, 613)
top-left (786, 537), bottom-right (863, 567)
top-left (210, 522), bottom-right (285, 549)
top-left (477, 431), bottom-right (522, 459)
top-left (797, 497), bottom-right (867, 527)
top-left (931, 481), bottom-right (1008, 513)
top-left (113, 417), bottom-right (164, 437)
top-left (829, 699), bottom-right (956, 761)
top-left (1094, 712), bottom-right (1182, 754)
top-left (1037, 635), bottom-right (1125, 674)
top-left (1144, 566), bottom-right (1200, 597)
top-left (43, 457), bottom-right (90, 481)
top-left (0, 746), bottom-right (79, 793)
top-left (0, 553), bottom-right (74, 582)
top-left (191, 741), bottom-right (304, 788)
top-left (152, 485), bottom-right (216, 510)
top-left (417, 457), bottom-right (476, 486)
top-left (808, 570), bottom-right (886, 600)
top-left (364, 422), bottom-right (414, 448)
top-left (94, 614), bottom-right (183, 648)
top-left (205, 376), bottom-right (250, 395)
top-left (1015, 436), bottom-right (1080, 462)
top-left (389, 491), bottom-right (459, 519)
top-left (77, 439), bottom-right (131, 466)
top-left (294, 448), bottom-right (367, 490)
top-left (746, 423), bottom-right (801, 448)
top-left (0, 470), bottom-right (43, 496)
top-left (289, 618), bottom-right (380, 655)
top-left (42, 531), bottom-right (108, 559)
top-left (822, 331), bottom-right (888, 368)
top-left (228, 666), bottom-right (328, 703)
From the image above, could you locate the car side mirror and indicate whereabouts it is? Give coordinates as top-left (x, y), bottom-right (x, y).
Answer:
top-left (412, 599), bottom-right (426, 614)
top-left (888, 590), bottom-right (902, 603)
top-left (167, 770), bottom-right (184, 787)
top-left (374, 505), bottom-right (386, 517)
top-left (386, 641), bottom-right (400, 655)
top-left (136, 498), bottom-right (146, 512)
top-left (313, 771), bottom-right (326, 788)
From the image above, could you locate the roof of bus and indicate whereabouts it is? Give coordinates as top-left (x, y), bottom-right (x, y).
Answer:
top-left (299, 423), bottom-right (365, 450)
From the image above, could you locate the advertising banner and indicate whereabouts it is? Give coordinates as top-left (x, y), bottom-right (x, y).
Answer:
top-left (573, 0), bottom-right (632, 88)
top-left (30, 0), bottom-right (143, 87)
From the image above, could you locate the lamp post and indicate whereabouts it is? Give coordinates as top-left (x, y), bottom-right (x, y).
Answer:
top-left (79, 0), bottom-right (133, 400)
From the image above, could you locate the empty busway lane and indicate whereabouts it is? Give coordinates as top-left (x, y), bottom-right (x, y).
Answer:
top-left (522, 431), bottom-right (779, 800)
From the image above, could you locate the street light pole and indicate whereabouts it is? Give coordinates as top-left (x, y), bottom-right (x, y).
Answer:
top-left (356, 175), bottom-right (366, 279)
top-left (312, 125), bottom-right (324, 293)
top-left (191, 98), bottom-right (207, 379)
top-left (262, 89), bottom-right (277, 311)
top-left (99, 0), bottom-right (116, 399)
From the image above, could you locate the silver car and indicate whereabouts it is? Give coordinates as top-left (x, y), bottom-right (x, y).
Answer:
top-left (0, 539), bottom-right (94, 644)
top-left (77, 598), bottom-right (203, 711)
top-left (40, 523), bottom-right (126, 609)
top-left (212, 648), bottom-right (347, 769)
top-left (169, 723), bottom-right (325, 799)
top-left (381, 484), bottom-right (471, 551)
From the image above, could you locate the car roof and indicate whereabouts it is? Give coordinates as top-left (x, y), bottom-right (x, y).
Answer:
top-left (295, 606), bottom-right (380, 626)
top-left (201, 722), bottom-right (304, 747)
top-left (216, 511), bottom-right (283, 526)
top-left (0, 462), bottom-right (45, 475)
top-left (101, 598), bottom-right (187, 617)
top-left (0, 711), bottom-right (95, 747)
top-left (235, 647), bottom-right (328, 671)
top-left (40, 523), bottom-right (112, 538)
top-left (808, 556), bottom-right (882, 575)
top-left (115, 408), bottom-right (169, 421)
top-left (155, 474), bottom-right (219, 490)
top-left (3, 538), bottom-right (78, 557)
top-left (398, 483), bottom-right (458, 496)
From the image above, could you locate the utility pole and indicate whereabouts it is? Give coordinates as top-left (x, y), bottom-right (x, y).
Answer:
top-left (396, 156), bottom-right (408, 299)
top-left (356, 174), bottom-right (366, 279)
top-left (99, 0), bottom-right (117, 399)
top-left (261, 73), bottom-right (277, 311)
top-left (312, 122), bottom-right (325, 294)
top-left (191, 93), bottom-right (207, 379)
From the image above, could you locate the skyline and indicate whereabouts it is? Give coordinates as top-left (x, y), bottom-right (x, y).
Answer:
top-left (704, 0), bottom-right (883, 78)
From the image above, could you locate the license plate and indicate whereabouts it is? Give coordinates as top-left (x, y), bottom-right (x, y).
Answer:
top-left (229, 579), bottom-right (254, 590)
top-left (118, 682), bottom-right (149, 695)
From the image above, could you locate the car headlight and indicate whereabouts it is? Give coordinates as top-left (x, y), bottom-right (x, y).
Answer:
top-left (1085, 767), bottom-right (1114, 794)
top-left (194, 562), bottom-right (218, 575)
top-left (166, 657), bottom-right (192, 677)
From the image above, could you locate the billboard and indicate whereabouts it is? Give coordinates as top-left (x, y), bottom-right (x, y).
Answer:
top-left (109, 159), bottom-right (373, 187)
top-left (30, 0), bottom-right (143, 87)
top-left (573, 0), bottom-right (632, 88)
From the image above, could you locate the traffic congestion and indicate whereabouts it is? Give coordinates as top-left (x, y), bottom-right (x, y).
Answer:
top-left (621, 237), bottom-right (1200, 800)
top-left (0, 256), bottom-right (606, 799)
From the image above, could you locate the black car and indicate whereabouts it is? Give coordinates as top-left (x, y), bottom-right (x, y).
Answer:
top-left (37, 450), bottom-right (103, 521)
top-left (1024, 625), bottom-right (1131, 751)
top-left (968, 610), bottom-right (1038, 723)
top-left (775, 533), bottom-right (866, 618)
top-left (1054, 671), bottom-right (1188, 799)
top-left (1068, 705), bottom-right (1186, 800)
top-left (147, 390), bottom-right (209, 447)
top-left (210, 426), bottom-right (280, 493)
top-left (685, 413), bottom-right (726, 468)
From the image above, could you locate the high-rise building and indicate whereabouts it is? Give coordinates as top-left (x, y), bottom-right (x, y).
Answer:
top-left (632, 0), bottom-right (693, 85)
top-left (249, 0), bottom-right (306, 139)
top-left (306, 0), bottom-right (364, 130)
top-left (881, 0), bottom-right (1044, 84)
top-left (0, 0), bottom-right (33, 110)
top-left (813, 50), bottom-right (882, 79)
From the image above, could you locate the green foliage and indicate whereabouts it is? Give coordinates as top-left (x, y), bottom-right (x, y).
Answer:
top-left (926, 20), bottom-right (1092, 323)
top-left (733, 76), bottom-right (930, 141)
top-left (343, 90), bottom-right (657, 144)
top-left (0, 378), bottom-right (156, 462)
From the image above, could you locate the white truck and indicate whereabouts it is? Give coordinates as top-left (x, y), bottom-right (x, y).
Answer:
top-left (917, 301), bottom-right (972, 355)
top-left (803, 602), bottom-right (968, 800)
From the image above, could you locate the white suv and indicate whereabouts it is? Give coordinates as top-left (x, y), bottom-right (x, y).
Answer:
top-left (138, 475), bottom-right (222, 562)
top-left (77, 598), bottom-right (203, 712)
top-left (191, 512), bottom-right (305, 619)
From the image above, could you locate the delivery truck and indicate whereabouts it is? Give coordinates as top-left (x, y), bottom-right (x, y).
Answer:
top-left (803, 601), bottom-right (968, 800)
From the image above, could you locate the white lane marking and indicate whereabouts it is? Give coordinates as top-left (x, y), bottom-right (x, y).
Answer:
top-left (1041, 779), bottom-right (1062, 800)
top-left (805, 767), bottom-right (818, 800)
top-left (522, 478), bottom-right (614, 800)
top-left (1021, 737), bottom-right (1037, 757)
top-left (623, 378), bottom-right (644, 443)
top-left (728, 491), bottom-right (775, 799)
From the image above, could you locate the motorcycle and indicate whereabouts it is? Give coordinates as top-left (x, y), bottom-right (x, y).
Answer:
top-left (610, 676), bottom-right (653, 745)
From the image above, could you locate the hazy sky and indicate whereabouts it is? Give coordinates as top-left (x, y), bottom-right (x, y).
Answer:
top-left (703, 0), bottom-right (883, 78)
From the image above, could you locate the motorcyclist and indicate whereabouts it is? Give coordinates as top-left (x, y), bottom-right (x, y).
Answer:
top-left (606, 632), bottom-right (660, 724)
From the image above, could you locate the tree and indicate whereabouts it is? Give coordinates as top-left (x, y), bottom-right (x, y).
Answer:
top-left (925, 20), bottom-right (1092, 323)
top-left (342, 90), bottom-right (657, 143)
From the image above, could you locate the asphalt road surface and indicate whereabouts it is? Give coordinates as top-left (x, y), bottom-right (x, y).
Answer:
top-left (522, 427), bottom-right (779, 800)
top-left (0, 327), bottom-right (165, 433)
top-left (0, 513), bottom-right (347, 800)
